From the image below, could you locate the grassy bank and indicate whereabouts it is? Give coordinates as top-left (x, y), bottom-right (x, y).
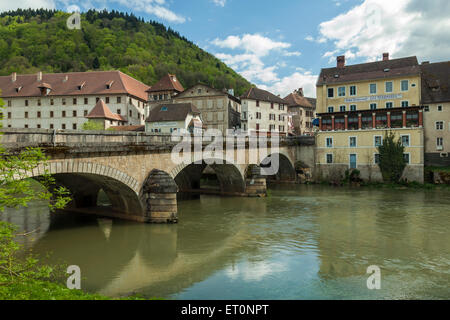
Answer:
top-left (0, 275), bottom-right (146, 300)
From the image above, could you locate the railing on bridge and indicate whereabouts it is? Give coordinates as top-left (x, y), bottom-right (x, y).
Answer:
top-left (0, 128), bottom-right (315, 151)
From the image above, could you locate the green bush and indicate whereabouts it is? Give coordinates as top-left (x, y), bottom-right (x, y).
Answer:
top-left (377, 131), bottom-right (407, 183)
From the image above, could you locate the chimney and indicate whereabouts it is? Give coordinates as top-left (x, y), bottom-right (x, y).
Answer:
top-left (11, 72), bottom-right (17, 82)
top-left (383, 53), bottom-right (389, 61)
top-left (63, 75), bottom-right (68, 82)
top-left (297, 88), bottom-right (304, 97)
top-left (37, 71), bottom-right (42, 82)
top-left (337, 55), bottom-right (345, 68)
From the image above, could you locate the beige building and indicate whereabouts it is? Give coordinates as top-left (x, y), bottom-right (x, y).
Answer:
top-left (284, 88), bottom-right (316, 136)
top-left (147, 74), bottom-right (185, 111)
top-left (0, 71), bottom-right (150, 130)
top-left (240, 87), bottom-right (289, 136)
top-left (316, 53), bottom-right (425, 183)
top-left (173, 83), bottom-right (241, 133)
top-left (421, 61), bottom-right (450, 166)
top-left (146, 103), bottom-right (203, 134)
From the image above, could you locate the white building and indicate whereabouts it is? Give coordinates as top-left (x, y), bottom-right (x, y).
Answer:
top-left (0, 71), bottom-right (150, 130)
top-left (146, 103), bottom-right (204, 134)
top-left (240, 87), bottom-right (289, 136)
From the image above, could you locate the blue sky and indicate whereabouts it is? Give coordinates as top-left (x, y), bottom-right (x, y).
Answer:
top-left (2, 0), bottom-right (449, 97)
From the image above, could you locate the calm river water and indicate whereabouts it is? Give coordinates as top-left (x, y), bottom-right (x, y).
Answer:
top-left (2, 185), bottom-right (449, 300)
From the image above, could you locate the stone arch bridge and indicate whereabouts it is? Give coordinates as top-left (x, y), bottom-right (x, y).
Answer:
top-left (1, 129), bottom-right (315, 223)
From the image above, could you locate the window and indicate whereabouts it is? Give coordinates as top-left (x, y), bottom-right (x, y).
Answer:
top-left (279, 125), bottom-right (285, 132)
top-left (424, 106), bottom-right (429, 112)
top-left (84, 110), bottom-right (88, 117)
top-left (50, 111), bottom-right (54, 118)
top-left (256, 100), bottom-right (260, 107)
top-left (350, 86), bottom-right (357, 96)
top-left (24, 124), bottom-right (28, 128)
top-left (269, 114), bottom-right (275, 120)
top-left (279, 104), bottom-right (285, 111)
top-left (7, 112), bottom-right (11, 119)
top-left (328, 88), bottom-right (334, 98)
top-left (62, 124), bottom-right (66, 130)
top-left (7, 100), bottom-right (11, 107)
top-left (386, 102), bottom-right (393, 109)
top-left (401, 135), bottom-right (410, 147)
top-left (50, 99), bottom-right (54, 106)
top-left (96, 97), bottom-right (100, 103)
top-left (256, 123), bottom-right (260, 130)
top-left (197, 89), bottom-right (202, 94)
top-left (271, 103), bottom-right (274, 109)
top-left (350, 104), bottom-right (357, 111)
top-left (374, 136), bottom-right (383, 147)
top-left (73, 123), bottom-right (77, 130)
top-left (374, 154), bottom-right (380, 165)
top-left (256, 112), bottom-right (262, 119)
top-left (338, 87), bottom-right (346, 97)
top-left (62, 111), bottom-right (66, 118)
top-left (349, 137), bottom-right (357, 147)
top-left (401, 80), bottom-right (409, 91)
top-left (340, 105), bottom-right (346, 112)
top-left (62, 98), bottom-right (66, 105)
top-left (73, 110), bottom-right (77, 117)
top-left (25, 100), bottom-right (29, 107)
top-left (117, 109), bottom-right (121, 115)
top-left (106, 97), bottom-right (110, 103)
top-left (117, 97), bottom-right (121, 103)
top-left (385, 82), bottom-right (393, 93)
top-left (37, 111), bottom-right (41, 118)
top-left (438, 105), bottom-right (443, 112)
top-left (349, 154), bottom-right (357, 169)
top-left (370, 84), bottom-right (377, 94)
top-left (437, 137), bottom-right (443, 148)
top-left (24, 112), bottom-right (28, 118)
top-left (129, 110), bottom-right (132, 117)
top-left (370, 103), bottom-right (377, 110)
top-left (84, 98), bottom-right (88, 104)
top-left (73, 98), bottom-right (77, 105)
top-left (326, 137), bottom-right (333, 148)
top-left (50, 124), bottom-right (54, 129)
top-left (403, 153), bottom-right (410, 164)
top-left (436, 121), bottom-right (444, 130)
top-left (269, 124), bottom-right (275, 131)
top-left (401, 101), bottom-right (409, 107)
top-left (326, 154), bottom-right (333, 164)
top-left (328, 106), bottom-right (334, 113)
top-left (37, 99), bottom-right (41, 106)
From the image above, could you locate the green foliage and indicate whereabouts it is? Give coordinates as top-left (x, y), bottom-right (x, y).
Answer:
top-left (343, 169), bottom-right (362, 184)
top-left (81, 120), bottom-right (104, 131)
top-left (377, 131), bottom-right (407, 183)
top-left (0, 9), bottom-right (252, 96)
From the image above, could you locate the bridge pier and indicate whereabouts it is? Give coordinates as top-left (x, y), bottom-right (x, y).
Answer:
top-left (245, 166), bottom-right (267, 198)
top-left (144, 170), bottom-right (179, 224)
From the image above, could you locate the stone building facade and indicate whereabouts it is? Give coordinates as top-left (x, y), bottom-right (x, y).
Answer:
top-left (284, 88), bottom-right (316, 136)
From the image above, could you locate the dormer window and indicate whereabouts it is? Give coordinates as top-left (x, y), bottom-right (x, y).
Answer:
top-left (15, 86), bottom-right (22, 93)
top-left (161, 106), bottom-right (168, 111)
top-left (78, 82), bottom-right (86, 90)
top-left (106, 81), bottom-right (114, 89)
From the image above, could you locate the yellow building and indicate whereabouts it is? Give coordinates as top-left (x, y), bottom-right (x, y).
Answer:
top-left (316, 53), bottom-right (424, 183)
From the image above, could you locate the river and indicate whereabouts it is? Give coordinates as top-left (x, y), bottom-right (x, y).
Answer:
top-left (2, 184), bottom-right (449, 300)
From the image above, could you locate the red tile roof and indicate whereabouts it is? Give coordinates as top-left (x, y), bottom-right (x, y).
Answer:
top-left (86, 99), bottom-right (126, 122)
top-left (421, 61), bottom-right (450, 104)
top-left (146, 74), bottom-right (184, 93)
top-left (0, 71), bottom-right (150, 101)
top-left (284, 92), bottom-right (313, 108)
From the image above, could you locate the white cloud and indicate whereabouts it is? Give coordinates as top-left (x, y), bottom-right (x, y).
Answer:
top-left (259, 71), bottom-right (318, 98)
top-left (212, 34), bottom-right (291, 57)
top-left (0, 0), bottom-right (186, 24)
top-left (212, 0), bottom-right (226, 7)
top-left (317, 0), bottom-right (450, 63)
top-left (0, 0), bottom-right (56, 11)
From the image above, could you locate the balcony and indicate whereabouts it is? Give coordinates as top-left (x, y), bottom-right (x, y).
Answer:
top-left (318, 106), bottom-right (424, 132)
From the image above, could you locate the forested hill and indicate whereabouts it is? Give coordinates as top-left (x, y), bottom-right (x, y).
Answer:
top-left (0, 9), bottom-right (252, 96)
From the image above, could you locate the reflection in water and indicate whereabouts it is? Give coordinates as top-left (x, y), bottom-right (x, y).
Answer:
top-left (2, 185), bottom-right (450, 300)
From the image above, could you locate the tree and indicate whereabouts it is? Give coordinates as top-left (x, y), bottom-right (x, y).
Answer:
top-left (82, 120), bottom-right (104, 130)
top-left (377, 131), bottom-right (407, 183)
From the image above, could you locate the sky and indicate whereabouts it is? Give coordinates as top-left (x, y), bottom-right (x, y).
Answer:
top-left (1, 0), bottom-right (449, 98)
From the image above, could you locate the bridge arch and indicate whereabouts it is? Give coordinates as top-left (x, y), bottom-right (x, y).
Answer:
top-left (260, 152), bottom-right (297, 182)
top-left (27, 161), bottom-right (146, 221)
top-left (171, 159), bottom-right (246, 196)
